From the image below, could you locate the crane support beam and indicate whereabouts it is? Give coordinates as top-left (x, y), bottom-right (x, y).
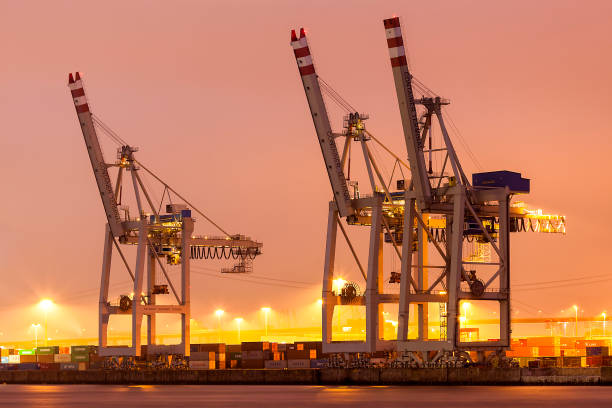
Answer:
top-left (383, 18), bottom-right (432, 209)
top-left (291, 29), bottom-right (353, 217)
top-left (68, 73), bottom-right (124, 238)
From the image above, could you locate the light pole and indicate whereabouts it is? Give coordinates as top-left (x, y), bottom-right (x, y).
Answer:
top-left (603, 312), bottom-right (607, 337)
top-left (38, 299), bottom-right (54, 347)
top-left (573, 305), bottom-right (578, 337)
top-left (31, 324), bottom-right (41, 348)
top-left (215, 309), bottom-right (224, 342)
top-left (235, 318), bottom-right (243, 343)
top-left (261, 307), bottom-right (271, 338)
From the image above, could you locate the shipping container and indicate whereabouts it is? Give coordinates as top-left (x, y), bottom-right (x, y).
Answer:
top-left (190, 351), bottom-right (215, 361)
top-left (277, 344), bottom-right (287, 352)
top-left (287, 359), bottom-right (310, 369)
top-left (1, 357), bottom-right (8, 364)
top-left (71, 345), bottom-right (95, 354)
top-left (242, 350), bottom-right (265, 360)
top-left (228, 352), bottom-right (242, 361)
top-left (78, 362), bottom-right (89, 371)
top-left (586, 346), bottom-right (609, 356)
top-left (37, 355), bottom-right (54, 363)
top-left (71, 354), bottom-right (90, 363)
top-left (18, 362), bottom-right (40, 370)
top-left (241, 342), bottom-right (269, 351)
top-left (18, 349), bottom-right (35, 356)
top-left (60, 363), bottom-right (79, 371)
top-left (286, 349), bottom-right (310, 360)
top-left (54, 354), bottom-right (72, 363)
top-left (19, 355), bottom-right (37, 363)
top-left (586, 356), bottom-right (603, 367)
top-left (189, 360), bottom-right (215, 370)
top-left (229, 360), bottom-right (240, 369)
top-left (39, 362), bottom-right (60, 370)
top-left (8, 355), bottom-right (20, 364)
top-left (602, 356), bottom-right (612, 366)
top-left (310, 359), bottom-right (327, 369)
top-left (227, 344), bottom-right (241, 353)
top-left (241, 359), bottom-right (264, 369)
top-left (264, 360), bottom-right (287, 369)
top-left (58, 347), bottom-right (70, 355)
top-left (36, 346), bottom-right (59, 355)
top-left (562, 356), bottom-right (581, 368)
top-left (193, 343), bottom-right (226, 353)
top-left (527, 360), bottom-right (541, 369)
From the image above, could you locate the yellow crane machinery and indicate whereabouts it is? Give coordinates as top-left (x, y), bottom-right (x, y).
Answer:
top-left (68, 72), bottom-right (262, 358)
top-left (290, 18), bottom-right (564, 366)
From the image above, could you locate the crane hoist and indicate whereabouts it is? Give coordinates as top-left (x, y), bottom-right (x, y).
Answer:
top-left (291, 18), bottom-right (565, 365)
top-left (68, 72), bottom-right (262, 358)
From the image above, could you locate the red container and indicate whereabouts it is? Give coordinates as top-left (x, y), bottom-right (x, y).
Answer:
top-left (39, 362), bottom-right (60, 370)
top-left (586, 356), bottom-right (603, 367)
top-left (241, 359), bottom-right (264, 369)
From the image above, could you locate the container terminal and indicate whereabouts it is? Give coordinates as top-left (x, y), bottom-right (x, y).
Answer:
top-left (0, 16), bottom-right (578, 383)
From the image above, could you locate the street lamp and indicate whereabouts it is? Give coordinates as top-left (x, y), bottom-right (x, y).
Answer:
top-left (215, 309), bottom-right (224, 342)
top-left (235, 318), bottom-right (243, 343)
top-left (31, 324), bottom-right (41, 348)
top-left (573, 305), bottom-right (578, 337)
top-left (261, 307), bottom-right (271, 338)
top-left (38, 299), bottom-right (54, 346)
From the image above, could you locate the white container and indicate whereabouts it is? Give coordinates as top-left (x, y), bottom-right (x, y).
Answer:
top-left (8, 355), bottom-right (20, 364)
top-left (287, 359), bottom-right (310, 369)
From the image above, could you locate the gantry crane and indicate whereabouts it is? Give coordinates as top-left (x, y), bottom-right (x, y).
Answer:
top-left (291, 18), bottom-right (565, 364)
top-left (68, 72), bottom-right (262, 358)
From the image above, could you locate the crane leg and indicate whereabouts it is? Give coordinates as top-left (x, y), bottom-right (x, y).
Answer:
top-left (322, 203), bottom-right (338, 347)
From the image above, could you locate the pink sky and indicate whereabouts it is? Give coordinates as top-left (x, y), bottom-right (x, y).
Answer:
top-left (0, 0), bottom-right (611, 340)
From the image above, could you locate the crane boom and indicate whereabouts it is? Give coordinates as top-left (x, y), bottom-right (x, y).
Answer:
top-left (68, 72), bottom-right (124, 237)
top-left (383, 17), bottom-right (432, 209)
top-left (291, 28), bottom-right (352, 218)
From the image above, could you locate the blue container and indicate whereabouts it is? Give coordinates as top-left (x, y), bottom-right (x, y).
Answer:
top-left (18, 363), bottom-right (40, 370)
top-left (310, 359), bottom-right (328, 369)
top-left (586, 346), bottom-right (609, 356)
top-left (181, 209), bottom-right (191, 218)
top-left (472, 171), bottom-right (530, 193)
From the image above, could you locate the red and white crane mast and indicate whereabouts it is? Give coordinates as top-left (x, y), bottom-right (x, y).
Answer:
top-left (291, 28), bottom-right (353, 218)
top-left (68, 73), bottom-right (124, 238)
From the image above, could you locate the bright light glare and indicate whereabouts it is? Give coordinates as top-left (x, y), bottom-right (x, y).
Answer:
top-left (317, 299), bottom-right (323, 306)
top-left (261, 307), bottom-right (271, 313)
top-left (573, 305), bottom-right (578, 311)
top-left (38, 299), bottom-right (54, 311)
top-left (333, 278), bottom-right (346, 294)
top-left (215, 309), bottom-right (224, 317)
top-left (235, 317), bottom-right (243, 323)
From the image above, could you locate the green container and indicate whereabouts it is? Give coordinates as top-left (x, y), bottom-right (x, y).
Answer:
top-left (71, 346), bottom-right (94, 354)
top-left (36, 346), bottom-right (59, 355)
top-left (71, 354), bottom-right (90, 362)
top-left (18, 349), bottom-right (35, 356)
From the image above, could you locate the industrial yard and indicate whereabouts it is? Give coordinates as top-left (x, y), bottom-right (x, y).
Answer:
top-left (2, 1), bottom-right (611, 403)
